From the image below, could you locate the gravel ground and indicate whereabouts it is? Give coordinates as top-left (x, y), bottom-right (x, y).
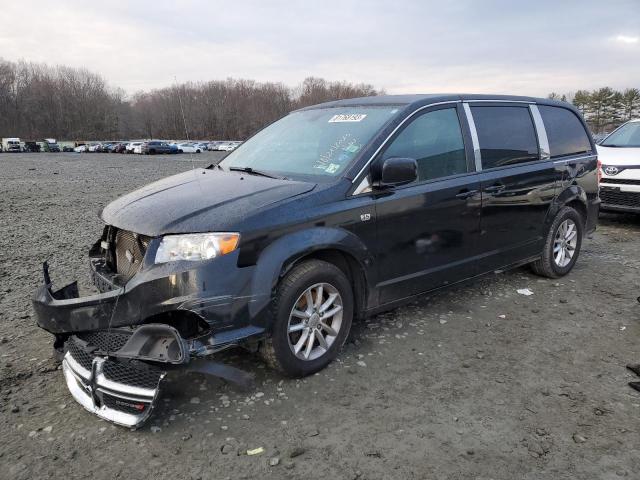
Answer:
top-left (1, 153), bottom-right (640, 480)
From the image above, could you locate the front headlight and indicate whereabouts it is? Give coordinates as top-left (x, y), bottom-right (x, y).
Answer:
top-left (155, 233), bottom-right (240, 264)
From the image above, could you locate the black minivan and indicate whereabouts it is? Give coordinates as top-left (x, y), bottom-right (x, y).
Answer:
top-left (34, 94), bottom-right (599, 427)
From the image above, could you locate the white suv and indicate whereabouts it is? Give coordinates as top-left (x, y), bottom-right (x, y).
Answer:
top-left (598, 119), bottom-right (640, 213)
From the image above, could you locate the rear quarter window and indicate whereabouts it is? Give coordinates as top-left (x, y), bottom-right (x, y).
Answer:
top-left (471, 106), bottom-right (539, 169)
top-left (538, 105), bottom-right (591, 158)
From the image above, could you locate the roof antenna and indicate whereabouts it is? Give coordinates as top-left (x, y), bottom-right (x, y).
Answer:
top-left (174, 76), bottom-right (205, 196)
top-left (174, 76), bottom-right (197, 171)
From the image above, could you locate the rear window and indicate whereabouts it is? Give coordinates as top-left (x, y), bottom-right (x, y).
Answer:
top-left (471, 106), bottom-right (539, 168)
top-left (538, 105), bottom-right (591, 157)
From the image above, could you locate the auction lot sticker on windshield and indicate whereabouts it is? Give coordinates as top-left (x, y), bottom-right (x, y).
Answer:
top-left (328, 114), bottom-right (367, 123)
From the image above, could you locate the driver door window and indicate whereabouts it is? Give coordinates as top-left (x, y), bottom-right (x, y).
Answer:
top-left (381, 107), bottom-right (468, 183)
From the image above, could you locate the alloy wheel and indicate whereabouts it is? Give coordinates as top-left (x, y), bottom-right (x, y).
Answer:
top-left (287, 282), bottom-right (343, 361)
top-left (553, 219), bottom-right (578, 267)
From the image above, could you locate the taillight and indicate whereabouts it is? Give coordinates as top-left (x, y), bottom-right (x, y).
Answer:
top-left (597, 158), bottom-right (602, 185)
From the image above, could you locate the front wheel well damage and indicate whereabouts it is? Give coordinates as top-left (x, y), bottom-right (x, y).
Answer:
top-left (281, 249), bottom-right (367, 320)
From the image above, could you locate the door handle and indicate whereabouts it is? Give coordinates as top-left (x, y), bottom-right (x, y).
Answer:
top-left (455, 189), bottom-right (478, 199)
top-left (484, 183), bottom-right (506, 193)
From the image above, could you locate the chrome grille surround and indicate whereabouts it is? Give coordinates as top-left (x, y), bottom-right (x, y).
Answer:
top-left (62, 339), bottom-right (165, 428)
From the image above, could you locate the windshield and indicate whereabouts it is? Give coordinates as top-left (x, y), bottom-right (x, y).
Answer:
top-left (220, 106), bottom-right (401, 178)
top-left (601, 121), bottom-right (640, 147)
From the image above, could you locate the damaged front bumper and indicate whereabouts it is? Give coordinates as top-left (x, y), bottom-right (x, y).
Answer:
top-left (33, 259), bottom-right (262, 428)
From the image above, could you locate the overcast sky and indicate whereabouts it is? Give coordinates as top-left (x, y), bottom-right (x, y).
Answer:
top-left (1, 0), bottom-right (638, 97)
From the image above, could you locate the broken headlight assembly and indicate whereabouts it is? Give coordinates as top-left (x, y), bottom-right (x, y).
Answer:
top-left (155, 233), bottom-right (240, 264)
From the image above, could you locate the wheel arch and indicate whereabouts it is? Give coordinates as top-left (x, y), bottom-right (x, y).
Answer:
top-left (282, 248), bottom-right (368, 321)
top-left (546, 184), bottom-right (589, 230)
top-left (248, 227), bottom-right (373, 324)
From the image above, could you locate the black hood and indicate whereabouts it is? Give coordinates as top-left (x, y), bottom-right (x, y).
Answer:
top-left (101, 168), bottom-right (316, 236)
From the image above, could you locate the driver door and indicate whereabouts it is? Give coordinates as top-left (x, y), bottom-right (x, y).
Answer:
top-left (372, 105), bottom-right (482, 304)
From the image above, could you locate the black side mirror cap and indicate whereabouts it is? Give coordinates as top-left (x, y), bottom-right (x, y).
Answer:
top-left (371, 157), bottom-right (418, 188)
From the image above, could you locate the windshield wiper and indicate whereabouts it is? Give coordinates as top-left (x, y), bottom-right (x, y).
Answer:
top-left (228, 166), bottom-right (287, 180)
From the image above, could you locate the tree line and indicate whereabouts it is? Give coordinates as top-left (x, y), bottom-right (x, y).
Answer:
top-left (0, 58), bottom-right (380, 141)
top-left (3, 57), bottom-right (637, 140)
top-left (548, 87), bottom-right (640, 133)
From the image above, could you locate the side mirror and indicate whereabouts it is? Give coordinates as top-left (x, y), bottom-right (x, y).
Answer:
top-left (371, 157), bottom-right (418, 188)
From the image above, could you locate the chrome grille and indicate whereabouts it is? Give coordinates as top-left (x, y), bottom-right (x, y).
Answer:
top-left (76, 331), bottom-right (131, 353)
top-left (102, 361), bottom-right (163, 390)
top-left (67, 340), bottom-right (94, 371)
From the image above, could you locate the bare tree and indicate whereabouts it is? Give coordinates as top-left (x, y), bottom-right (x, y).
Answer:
top-left (0, 58), bottom-right (385, 140)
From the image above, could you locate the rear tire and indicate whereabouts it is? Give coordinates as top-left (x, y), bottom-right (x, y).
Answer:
top-left (261, 260), bottom-right (353, 377)
top-left (531, 206), bottom-right (583, 278)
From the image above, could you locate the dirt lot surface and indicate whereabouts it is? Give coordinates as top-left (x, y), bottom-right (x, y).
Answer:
top-left (1, 153), bottom-right (640, 480)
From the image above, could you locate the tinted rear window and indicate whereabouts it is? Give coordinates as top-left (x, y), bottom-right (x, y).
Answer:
top-left (538, 105), bottom-right (591, 157)
top-left (471, 106), bottom-right (539, 168)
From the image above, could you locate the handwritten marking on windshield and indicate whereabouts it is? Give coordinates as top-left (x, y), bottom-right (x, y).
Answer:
top-left (315, 133), bottom-right (361, 172)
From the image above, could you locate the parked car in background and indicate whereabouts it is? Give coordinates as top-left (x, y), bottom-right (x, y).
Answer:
top-left (217, 142), bottom-right (236, 151)
top-left (41, 139), bottom-right (61, 152)
top-left (63, 146), bottom-right (75, 152)
top-left (208, 141), bottom-right (241, 151)
top-left (88, 144), bottom-right (101, 153)
top-left (2, 138), bottom-right (22, 152)
top-left (99, 143), bottom-right (116, 153)
top-left (74, 144), bottom-right (88, 153)
top-left (598, 119), bottom-right (640, 213)
top-left (24, 141), bottom-right (41, 152)
top-left (113, 143), bottom-right (128, 154)
top-left (126, 142), bottom-right (142, 154)
top-left (33, 94), bottom-right (599, 428)
top-left (141, 140), bottom-right (172, 155)
top-left (175, 142), bottom-right (202, 153)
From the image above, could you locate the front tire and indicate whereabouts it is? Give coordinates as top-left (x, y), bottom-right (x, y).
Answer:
top-left (531, 206), bottom-right (583, 278)
top-left (261, 260), bottom-right (353, 377)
